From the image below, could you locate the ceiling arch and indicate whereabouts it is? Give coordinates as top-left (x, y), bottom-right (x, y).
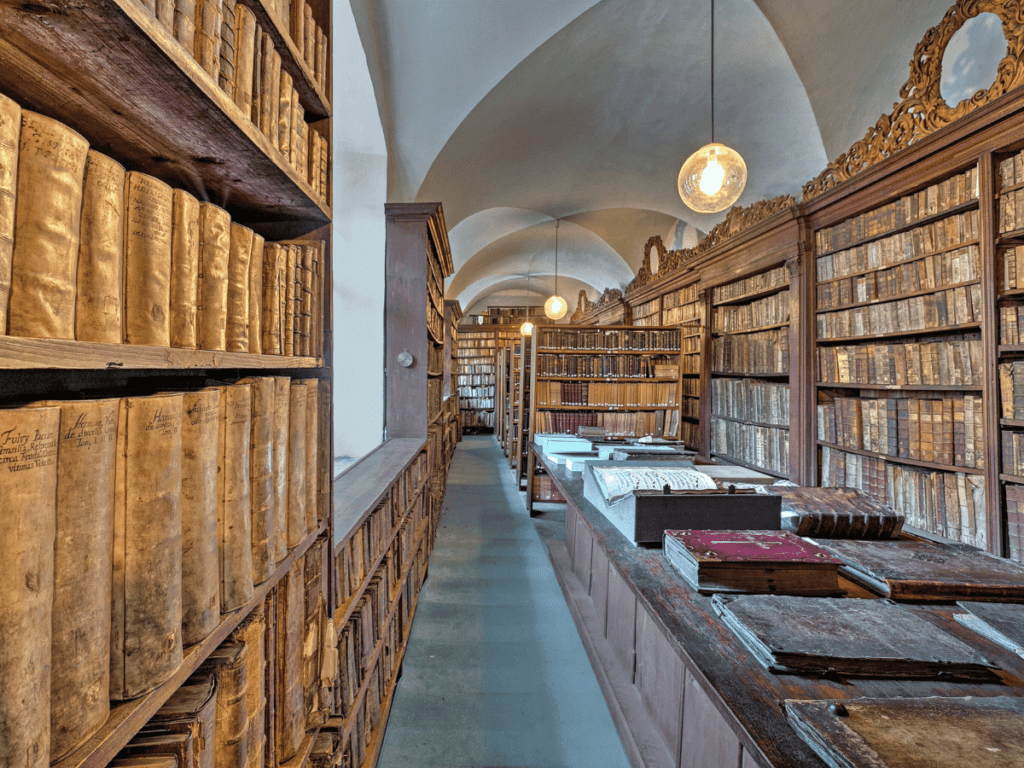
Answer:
top-left (460, 275), bottom-right (598, 318)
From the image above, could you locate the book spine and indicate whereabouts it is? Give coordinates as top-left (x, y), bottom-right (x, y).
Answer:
top-left (195, 0), bottom-right (222, 79)
top-left (219, 383), bottom-right (255, 612)
top-left (286, 381), bottom-right (308, 546)
top-left (271, 376), bottom-right (291, 564)
top-left (283, 245), bottom-right (296, 355)
top-left (219, 0), bottom-right (237, 96)
top-left (124, 172), bottom-right (174, 346)
top-left (197, 202), bottom-right (231, 350)
top-left (233, 4), bottom-right (257, 114)
top-left (303, 379), bottom-right (319, 533)
top-left (75, 151), bottom-right (125, 344)
top-left (300, 244), bottom-right (313, 355)
top-left (226, 223), bottom-right (253, 352)
top-left (174, 0), bottom-right (197, 52)
top-left (261, 243), bottom-right (283, 354)
top-left (8, 112), bottom-right (89, 340)
top-left (278, 71), bottom-right (293, 157)
top-left (248, 234), bottom-right (264, 354)
top-left (269, 49), bottom-right (283, 148)
top-left (276, 566), bottom-right (306, 762)
top-left (240, 377), bottom-right (276, 584)
top-left (170, 189), bottom-right (201, 349)
top-left (155, 0), bottom-right (175, 32)
top-left (0, 94), bottom-right (19, 335)
top-left (258, 32), bottom-right (274, 138)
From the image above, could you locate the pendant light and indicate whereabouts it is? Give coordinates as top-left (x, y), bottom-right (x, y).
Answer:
top-left (521, 269), bottom-right (535, 336)
top-left (678, 0), bottom-right (747, 213)
top-left (544, 219), bottom-right (568, 320)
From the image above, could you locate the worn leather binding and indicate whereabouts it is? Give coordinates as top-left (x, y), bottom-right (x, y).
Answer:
top-left (228, 604), bottom-right (267, 768)
top-left (278, 71), bottom-right (293, 156)
top-left (76, 151), bottom-right (126, 344)
top-left (302, 539), bottom-right (326, 727)
top-left (181, 388), bottom-right (221, 646)
top-left (271, 376), bottom-right (291, 563)
top-left (226, 224), bottom-right (253, 352)
top-left (116, 731), bottom-right (193, 767)
top-left (276, 565), bottom-right (307, 762)
top-left (0, 405), bottom-right (59, 768)
top-left (197, 644), bottom-right (248, 767)
top-left (155, 0), bottom-right (175, 32)
top-left (261, 243), bottom-right (283, 354)
top-left (170, 189), bottom-right (201, 349)
top-left (124, 172), bottom-right (174, 346)
top-left (287, 381), bottom-right (308, 547)
top-left (197, 202), bottom-right (232, 351)
top-left (43, 399), bottom-right (119, 760)
top-left (283, 245), bottom-right (296, 355)
top-left (111, 394), bottom-right (184, 701)
top-left (233, 5), bottom-right (257, 114)
top-left (219, 0), bottom-right (237, 96)
top-left (147, 676), bottom-right (216, 768)
top-left (316, 29), bottom-right (327, 90)
top-left (297, 246), bottom-right (311, 356)
top-left (0, 93), bottom-right (18, 334)
top-left (174, 0), bottom-right (197, 52)
top-left (292, 245), bottom-right (303, 353)
top-left (258, 32), bottom-right (274, 137)
top-left (269, 48), bottom-right (283, 147)
top-left (239, 377), bottom-right (276, 584)
top-left (303, 379), bottom-right (319, 533)
top-left (194, 0), bottom-right (222, 79)
top-left (219, 383), bottom-right (254, 611)
top-left (8, 112), bottom-right (88, 340)
top-left (289, 94), bottom-right (303, 170)
top-left (248, 234), bottom-right (264, 354)
top-left (317, 380), bottom-right (330, 524)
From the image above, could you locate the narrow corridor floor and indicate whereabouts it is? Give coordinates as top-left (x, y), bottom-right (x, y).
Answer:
top-left (376, 435), bottom-right (630, 768)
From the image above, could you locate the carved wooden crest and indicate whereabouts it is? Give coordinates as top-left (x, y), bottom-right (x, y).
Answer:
top-left (803, 0), bottom-right (1024, 200)
top-left (569, 289), bottom-right (593, 323)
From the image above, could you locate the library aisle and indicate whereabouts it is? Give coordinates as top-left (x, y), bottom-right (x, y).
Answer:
top-left (377, 436), bottom-right (630, 768)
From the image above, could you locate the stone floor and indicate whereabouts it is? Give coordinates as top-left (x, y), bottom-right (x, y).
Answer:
top-left (376, 435), bottom-right (629, 768)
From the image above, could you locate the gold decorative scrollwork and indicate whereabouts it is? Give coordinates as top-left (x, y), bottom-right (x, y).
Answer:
top-left (803, 0), bottom-right (1024, 200)
top-left (569, 290), bottom-right (593, 324)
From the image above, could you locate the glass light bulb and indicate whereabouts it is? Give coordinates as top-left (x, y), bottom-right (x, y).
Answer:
top-left (544, 294), bottom-right (568, 320)
top-left (520, 320), bottom-right (534, 336)
top-left (552, 298), bottom-right (562, 313)
top-left (677, 142), bottom-right (747, 213)
top-left (698, 156), bottom-right (725, 195)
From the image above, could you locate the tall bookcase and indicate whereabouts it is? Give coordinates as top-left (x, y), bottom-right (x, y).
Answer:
top-left (513, 334), bottom-right (534, 484)
top-left (0, 1), bottom-right (336, 766)
top-left (495, 347), bottom-right (509, 448)
top-left (507, 338), bottom-right (524, 467)
top-left (455, 325), bottom-right (518, 432)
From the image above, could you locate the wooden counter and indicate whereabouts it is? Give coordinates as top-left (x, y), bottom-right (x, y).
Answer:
top-left (534, 443), bottom-right (1024, 768)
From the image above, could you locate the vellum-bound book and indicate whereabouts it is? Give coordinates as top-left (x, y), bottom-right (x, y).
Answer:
top-left (286, 381), bottom-right (308, 546)
top-left (116, 731), bottom-right (193, 768)
top-left (111, 393), bottom-right (184, 701)
top-left (124, 172), bottom-right (173, 346)
top-left (219, 383), bottom-right (254, 611)
top-left (0, 405), bottom-right (59, 768)
top-left (233, 5), bottom-right (257, 113)
top-left (261, 243), bottom-right (284, 354)
top-left (226, 224), bottom-right (253, 352)
top-left (44, 399), bottom-right (119, 759)
top-left (247, 234), bottom-right (264, 354)
top-left (228, 603), bottom-right (267, 768)
top-left (270, 376), bottom-right (290, 562)
top-left (170, 189), bottom-right (201, 349)
top-left (197, 203), bottom-right (231, 351)
top-left (303, 379), bottom-right (319, 533)
top-left (276, 565), bottom-right (307, 762)
top-left (0, 93), bottom-right (20, 334)
top-left (194, 0), bottom-right (221, 79)
top-left (239, 377), bottom-right (275, 584)
top-left (8, 112), bottom-right (88, 339)
top-left (146, 676), bottom-right (216, 768)
top-left (664, 530), bottom-right (843, 595)
top-left (174, 0), bottom-right (197, 52)
top-left (181, 388), bottom-right (221, 645)
top-left (75, 152), bottom-right (125, 343)
top-left (197, 644), bottom-right (248, 768)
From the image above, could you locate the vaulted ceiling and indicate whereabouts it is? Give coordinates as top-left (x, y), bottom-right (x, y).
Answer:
top-left (351, 0), bottom-right (956, 315)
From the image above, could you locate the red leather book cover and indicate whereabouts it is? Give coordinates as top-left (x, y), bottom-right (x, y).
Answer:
top-left (666, 530), bottom-right (843, 565)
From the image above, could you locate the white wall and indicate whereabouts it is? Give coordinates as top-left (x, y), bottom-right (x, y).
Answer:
top-left (332, 1), bottom-right (389, 461)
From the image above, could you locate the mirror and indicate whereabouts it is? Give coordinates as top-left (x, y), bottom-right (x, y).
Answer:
top-left (940, 12), bottom-right (1006, 107)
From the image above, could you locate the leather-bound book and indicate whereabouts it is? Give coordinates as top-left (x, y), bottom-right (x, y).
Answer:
top-left (226, 224), bottom-right (253, 352)
top-left (316, 380), bottom-right (330, 524)
top-left (286, 381), bottom-right (308, 547)
top-left (155, 0), bottom-right (175, 33)
top-left (219, 383), bottom-right (254, 612)
top-left (299, 245), bottom-right (313, 356)
top-left (197, 202), bottom-right (231, 350)
top-left (289, 0), bottom-right (304, 54)
top-left (170, 189), bottom-right (200, 349)
top-left (0, 92), bottom-right (20, 333)
top-left (316, 29), bottom-right (327, 90)
top-left (269, 47), bottom-right (283, 143)
top-left (181, 388), bottom-right (221, 646)
top-left (271, 376), bottom-right (290, 562)
top-left (197, 644), bottom-right (248, 767)
top-left (228, 604), bottom-right (267, 768)
top-left (292, 245), bottom-right (302, 353)
top-left (289, 91), bottom-right (302, 170)
top-left (124, 172), bottom-right (173, 346)
top-left (76, 151), bottom-right (125, 343)
top-left (277, 71), bottom-right (293, 156)
top-left (250, 32), bottom-right (262, 126)
top-left (194, 0), bottom-right (222, 79)
top-left (276, 565), bottom-right (306, 762)
top-left (108, 757), bottom-right (179, 768)
top-left (303, 4), bottom-right (314, 67)
top-left (174, 0), bottom-right (196, 52)
top-left (8, 112), bottom-right (88, 339)
top-left (111, 393), bottom-right (184, 701)
top-left (219, 0), bottom-right (236, 97)
top-left (117, 731), bottom-right (193, 767)
top-left (0, 404), bottom-right (59, 768)
top-left (248, 234), bottom-right (264, 354)
top-left (319, 136), bottom-right (328, 204)
top-left (233, 5), bottom-right (257, 114)
top-left (303, 379), bottom-right (319, 533)
top-left (302, 539), bottom-right (326, 727)
top-left (146, 675), bottom-right (216, 768)
top-left (261, 243), bottom-right (283, 354)
top-left (283, 245), bottom-right (296, 355)
top-left (258, 32), bottom-right (274, 137)
top-left (46, 399), bottom-right (119, 760)
top-left (239, 377), bottom-right (275, 584)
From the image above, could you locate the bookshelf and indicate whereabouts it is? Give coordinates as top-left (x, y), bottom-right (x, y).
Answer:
top-left (455, 325), bottom-right (518, 432)
top-left (513, 334), bottom-right (533, 483)
top-left (0, 1), bottom-right (337, 766)
top-left (631, 296), bottom-right (662, 327)
top-left (463, 304), bottom-right (544, 326)
top-left (507, 339), bottom-right (524, 468)
top-left (443, 300), bottom-right (462, 467)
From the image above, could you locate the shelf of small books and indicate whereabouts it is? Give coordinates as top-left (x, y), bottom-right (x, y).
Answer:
top-left (631, 296), bottom-right (662, 327)
top-left (513, 334), bottom-right (533, 482)
top-left (456, 326), bottom-right (518, 432)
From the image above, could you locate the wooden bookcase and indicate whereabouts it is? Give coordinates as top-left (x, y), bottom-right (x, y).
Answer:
top-left (454, 325), bottom-right (518, 432)
top-left (0, 0), bottom-right (337, 766)
top-left (495, 347), bottom-right (509, 448)
top-left (513, 333), bottom-right (534, 484)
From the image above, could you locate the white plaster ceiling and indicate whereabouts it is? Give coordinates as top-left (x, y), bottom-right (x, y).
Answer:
top-left (353, 0), bottom-right (964, 310)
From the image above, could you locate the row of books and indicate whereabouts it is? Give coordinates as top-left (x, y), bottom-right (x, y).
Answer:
top-left (681, 398), bottom-right (700, 419)
top-left (713, 290), bottom-right (790, 334)
top-left (817, 395), bottom-right (985, 469)
top-left (1002, 245), bottom-right (1024, 292)
top-left (456, 363), bottom-right (496, 375)
top-left (428, 344), bottom-right (445, 374)
top-left (1006, 484), bottom-right (1024, 562)
top-left (999, 187), bottom-right (1024, 234)
top-left (534, 381), bottom-right (678, 408)
top-left (665, 281), bottom-right (703, 307)
top-left (999, 149), bottom-right (1024, 189)
top-left (999, 361), bottom-right (1024, 419)
top-left (457, 374), bottom-right (493, 387)
top-left (460, 385), bottom-right (494, 397)
top-left (458, 337), bottom-right (501, 348)
top-left (816, 244), bottom-right (980, 311)
top-left (633, 314), bottom-right (662, 327)
top-left (682, 354), bottom-right (700, 374)
top-left (535, 353), bottom-right (679, 378)
top-left (816, 284), bottom-right (983, 340)
top-left (663, 302), bottom-right (703, 325)
top-left (710, 419), bottom-right (790, 476)
top-left (1, 379), bottom-right (326, 764)
top-left (1000, 304), bottom-right (1024, 344)
top-left (538, 328), bottom-right (681, 350)
top-left (817, 336), bottom-right (983, 387)
top-left (711, 378), bottom-right (790, 426)
top-left (680, 420), bottom-right (700, 447)
top-left (711, 329), bottom-right (790, 375)
top-left (462, 410), bottom-right (497, 429)
top-left (681, 377), bottom-right (701, 396)
top-left (632, 297), bottom-right (660, 320)
top-left (0, 102), bottom-right (323, 354)
top-left (682, 334), bottom-right (702, 353)
top-left (712, 265), bottom-right (788, 304)
top-left (820, 446), bottom-right (986, 548)
top-left (1001, 430), bottom-right (1024, 477)
top-left (461, 397), bottom-right (495, 409)
top-left (533, 410), bottom-right (676, 438)
top-left (814, 167), bottom-right (979, 254)
top-left (815, 209), bottom-right (979, 282)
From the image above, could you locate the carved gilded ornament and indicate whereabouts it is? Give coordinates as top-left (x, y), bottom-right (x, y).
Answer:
top-left (803, 0), bottom-right (1024, 200)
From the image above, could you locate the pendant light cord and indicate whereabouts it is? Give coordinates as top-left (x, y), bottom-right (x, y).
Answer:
top-left (554, 219), bottom-right (560, 296)
top-left (710, 0), bottom-right (715, 144)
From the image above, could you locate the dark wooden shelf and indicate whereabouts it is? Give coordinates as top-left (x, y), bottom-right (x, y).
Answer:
top-left (817, 440), bottom-right (984, 475)
top-left (818, 381), bottom-right (983, 392)
top-left (710, 414), bottom-right (790, 431)
top-left (709, 452), bottom-right (789, 480)
top-left (53, 518), bottom-right (327, 768)
top-left (999, 226), bottom-right (1024, 243)
top-left (0, 337), bottom-right (322, 370)
top-left (711, 321), bottom-right (790, 335)
top-left (999, 344), bottom-right (1024, 355)
top-left (816, 279), bottom-right (980, 314)
top-left (710, 370), bottom-right (789, 379)
top-left (1000, 473), bottom-right (1024, 484)
top-left (0, 0), bottom-right (329, 236)
top-left (1001, 419), bottom-right (1024, 428)
top-left (999, 286), bottom-right (1024, 298)
top-left (681, 393), bottom-right (701, 399)
top-left (817, 322), bottom-right (982, 345)
top-left (712, 282), bottom-right (790, 307)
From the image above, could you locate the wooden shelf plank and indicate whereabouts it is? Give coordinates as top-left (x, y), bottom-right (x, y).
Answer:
top-left (817, 440), bottom-right (985, 475)
top-left (0, 336), bottom-right (321, 370)
top-left (53, 519), bottom-right (328, 768)
top-left (1000, 473), bottom-right (1024, 484)
top-left (1001, 419), bottom-right (1024, 428)
top-left (710, 414), bottom-right (790, 431)
top-left (818, 381), bottom-right (983, 391)
top-left (815, 237), bottom-right (981, 286)
top-left (815, 279), bottom-right (981, 314)
top-left (279, 725), bottom-right (322, 768)
top-left (817, 322), bottom-right (982, 344)
top-left (0, 0), bottom-right (328, 235)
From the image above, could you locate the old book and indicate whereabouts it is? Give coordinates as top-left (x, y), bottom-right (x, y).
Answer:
top-left (181, 388), bottom-right (221, 646)
top-left (228, 603), bottom-right (267, 768)
top-left (194, 0), bottom-right (222, 79)
top-left (258, 31), bottom-right (274, 137)
top-left (300, 245), bottom-right (313, 355)
top-left (269, 48), bottom-right (283, 146)
top-left (155, 0), bottom-right (175, 32)
top-left (108, 757), bottom-right (179, 768)
top-left (111, 394), bottom-right (184, 701)
top-left (316, 29), bottom-right (327, 90)
top-left (289, 93), bottom-right (303, 170)
top-left (812, 538), bottom-right (1024, 601)
top-left (317, 380), bottom-right (330, 524)
top-left (713, 594), bottom-right (999, 680)
top-left (278, 71), bottom-right (293, 156)
top-left (145, 676), bottom-right (216, 768)
top-left (8, 112), bottom-right (88, 339)
top-left (283, 245), bottom-right (296, 355)
top-left (271, 376), bottom-right (291, 562)
top-left (233, 5), bottom-right (257, 114)
top-left (124, 172), bottom-right (174, 346)
top-left (248, 234), bottom-right (264, 354)
top-left (219, 0), bottom-right (237, 96)
top-left (0, 93), bottom-right (20, 334)
top-left (250, 31), bottom-right (262, 125)
top-left (664, 530), bottom-right (843, 595)
top-left (308, 132), bottom-right (321, 196)
top-left (219, 383), bottom-right (254, 612)
top-left (75, 151), bottom-right (125, 343)
top-left (226, 224), bottom-right (253, 352)
top-left (286, 381), bottom-right (308, 546)
top-left (197, 203), bottom-right (231, 350)
top-left (302, 539), bottom-right (326, 728)
top-left (170, 189), bottom-right (201, 349)
top-left (777, 487), bottom-right (904, 538)
top-left (239, 377), bottom-right (275, 584)
top-left (174, 0), bottom-right (196, 52)
top-left (261, 243), bottom-right (283, 354)
top-left (117, 731), bottom-right (192, 767)
top-left (276, 566), bottom-right (306, 762)
top-left (303, 4), bottom-right (314, 66)
top-left (318, 133), bottom-right (328, 203)
top-left (303, 379), bottom-right (319, 533)
top-left (197, 644), bottom-right (248, 768)
top-left (0, 405), bottom-right (59, 768)
top-left (292, 244), bottom-right (302, 352)
top-left (46, 399), bottom-right (119, 760)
